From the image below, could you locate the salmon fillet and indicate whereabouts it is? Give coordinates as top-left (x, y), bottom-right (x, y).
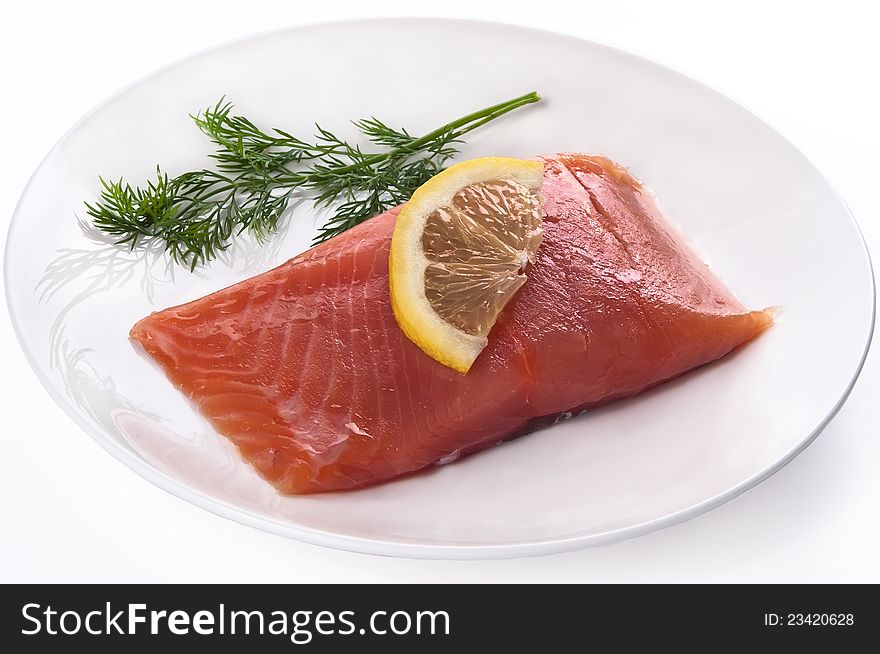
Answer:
top-left (130, 154), bottom-right (773, 493)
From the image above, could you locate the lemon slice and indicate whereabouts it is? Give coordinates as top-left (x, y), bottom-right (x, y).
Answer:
top-left (389, 157), bottom-right (544, 373)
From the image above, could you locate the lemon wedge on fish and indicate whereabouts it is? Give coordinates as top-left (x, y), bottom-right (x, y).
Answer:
top-left (389, 157), bottom-right (544, 373)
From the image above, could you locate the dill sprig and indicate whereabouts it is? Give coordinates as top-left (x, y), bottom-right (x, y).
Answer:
top-left (85, 91), bottom-right (541, 268)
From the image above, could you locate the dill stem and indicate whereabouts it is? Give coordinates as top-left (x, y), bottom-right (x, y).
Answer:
top-left (275, 91), bottom-right (541, 185)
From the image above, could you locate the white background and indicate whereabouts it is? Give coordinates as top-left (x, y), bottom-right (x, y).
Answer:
top-left (1, 0), bottom-right (877, 582)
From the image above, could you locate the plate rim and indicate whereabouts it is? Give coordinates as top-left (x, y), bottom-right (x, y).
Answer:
top-left (3, 16), bottom-right (876, 559)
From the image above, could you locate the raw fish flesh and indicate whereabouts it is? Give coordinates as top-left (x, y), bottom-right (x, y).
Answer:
top-left (130, 154), bottom-right (773, 493)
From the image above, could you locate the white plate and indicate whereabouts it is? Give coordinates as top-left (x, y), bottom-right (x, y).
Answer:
top-left (4, 19), bottom-right (874, 558)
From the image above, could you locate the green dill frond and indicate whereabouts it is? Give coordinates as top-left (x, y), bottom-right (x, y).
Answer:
top-left (85, 91), bottom-right (541, 267)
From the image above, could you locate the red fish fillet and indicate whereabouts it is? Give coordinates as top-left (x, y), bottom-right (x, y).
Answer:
top-left (131, 154), bottom-right (772, 493)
